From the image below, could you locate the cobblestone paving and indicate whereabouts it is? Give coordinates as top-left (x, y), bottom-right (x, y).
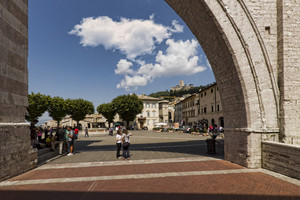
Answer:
top-left (49, 130), bottom-right (224, 164)
top-left (1, 131), bottom-right (299, 200)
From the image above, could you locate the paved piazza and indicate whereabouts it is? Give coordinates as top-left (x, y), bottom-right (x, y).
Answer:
top-left (0, 131), bottom-right (299, 200)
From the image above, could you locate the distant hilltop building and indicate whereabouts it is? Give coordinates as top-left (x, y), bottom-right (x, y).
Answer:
top-left (171, 80), bottom-right (194, 91)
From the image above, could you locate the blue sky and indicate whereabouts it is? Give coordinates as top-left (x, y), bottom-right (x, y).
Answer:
top-left (28, 0), bottom-right (215, 120)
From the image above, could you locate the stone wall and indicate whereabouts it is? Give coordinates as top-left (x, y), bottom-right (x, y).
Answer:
top-left (0, 0), bottom-right (37, 181)
top-left (262, 141), bottom-right (300, 180)
top-left (165, 0), bottom-right (280, 168)
top-left (277, 0), bottom-right (300, 145)
top-left (0, 124), bottom-right (38, 181)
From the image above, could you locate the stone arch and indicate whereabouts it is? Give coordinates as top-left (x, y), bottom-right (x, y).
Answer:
top-left (165, 0), bottom-right (280, 168)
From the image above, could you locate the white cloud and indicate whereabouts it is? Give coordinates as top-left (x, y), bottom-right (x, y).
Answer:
top-left (116, 39), bottom-right (206, 90)
top-left (116, 75), bottom-right (151, 90)
top-left (114, 59), bottom-right (134, 75)
top-left (69, 16), bottom-right (183, 60)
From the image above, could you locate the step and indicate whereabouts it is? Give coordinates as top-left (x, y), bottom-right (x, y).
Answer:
top-left (38, 149), bottom-right (59, 165)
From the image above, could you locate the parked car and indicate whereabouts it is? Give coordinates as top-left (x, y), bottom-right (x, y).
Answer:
top-left (142, 126), bottom-right (148, 130)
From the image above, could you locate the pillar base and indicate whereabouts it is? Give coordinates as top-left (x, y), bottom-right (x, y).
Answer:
top-left (224, 128), bottom-right (279, 168)
top-left (0, 123), bottom-right (38, 181)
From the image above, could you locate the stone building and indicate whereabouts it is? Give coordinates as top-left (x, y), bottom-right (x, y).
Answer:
top-left (181, 94), bottom-right (199, 126)
top-left (136, 95), bottom-right (160, 130)
top-left (175, 83), bottom-right (223, 129)
top-left (198, 83), bottom-right (223, 128)
top-left (44, 114), bottom-right (107, 130)
top-left (171, 80), bottom-right (194, 91)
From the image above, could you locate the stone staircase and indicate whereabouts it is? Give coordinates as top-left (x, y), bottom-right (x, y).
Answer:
top-left (38, 148), bottom-right (60, 165)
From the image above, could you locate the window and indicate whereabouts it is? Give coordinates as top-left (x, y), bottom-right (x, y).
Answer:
top-left (147, 120), bottom-right (150, 125)
top-left (211, 88), bottom-right (214, 93)
top-left (217, 105), bottom-right (220, 111)
top-left (211, 106), bottom-right (214, 112)
top-left (204, 107), bottom-right (207, 113)
top-left (147, 111), bottom-right (150, 117)
top-left (152, 111), bottom-right (156, 117)
top-left (201, 108), bottom-right (203, 113)
top-left (198, 109), bottom-right (200, 114)
top-left (152, 103), bottom-right (156, 108)
top-left (146, 103), bottom-right (150, 108)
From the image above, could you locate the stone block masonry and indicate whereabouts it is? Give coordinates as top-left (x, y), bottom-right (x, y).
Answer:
top-left (0, 1), bottom-right (37, 181)
top-left (0, 124), bottom-right (38, 181)
top-left (262, 141), bottom-right (300, 180)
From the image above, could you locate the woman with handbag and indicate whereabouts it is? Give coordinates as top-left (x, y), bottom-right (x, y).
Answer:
top-left (122, 129), bottom-right (131, 160)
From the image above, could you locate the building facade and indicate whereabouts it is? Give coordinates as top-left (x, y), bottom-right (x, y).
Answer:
top-left (175, 83), bottom-right (223, 129)
top-left (136, 95), bottom-right (160, 130)
top-left (44, 114), bottom-right (107, 130)
top-left (199, 83), bottom-right (223, 128)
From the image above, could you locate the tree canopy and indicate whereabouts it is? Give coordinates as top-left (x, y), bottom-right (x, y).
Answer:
top-left (26, 92), bottom-right (50, 122)
top-left (66, 98), bottom-right (94, 126)
top-left (47, 96), bottom-right (68, 126)
top-left (97, 103), bottom-right (116, 128)
top-left (112, 94), bottom-right (143, 127)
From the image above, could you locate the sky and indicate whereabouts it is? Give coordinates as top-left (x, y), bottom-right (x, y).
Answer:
top-left (28, 0), bottom-right (215, 122)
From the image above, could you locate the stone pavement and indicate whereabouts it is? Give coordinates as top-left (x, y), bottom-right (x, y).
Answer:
top-left (0, 131), bottom-right (299, 200)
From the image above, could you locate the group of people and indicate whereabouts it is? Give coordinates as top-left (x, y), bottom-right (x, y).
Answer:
top-left (116, 129), bottom-right (132, 160)
top-left (30, 121), bottom-right (82, 156)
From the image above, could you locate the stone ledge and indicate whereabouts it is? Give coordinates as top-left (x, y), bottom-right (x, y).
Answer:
top-left (0, 122), bottom-right (30, 127)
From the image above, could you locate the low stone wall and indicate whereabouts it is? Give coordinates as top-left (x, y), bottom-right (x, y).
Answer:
top-left (262, 141), bottom-right (300, 180)
top-left (0, 123), bottom-right (38, 181)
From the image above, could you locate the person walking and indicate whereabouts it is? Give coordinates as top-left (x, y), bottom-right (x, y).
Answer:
top-left (122, 129), bottom-right (132, 160)
top-left (66, 126), bottom-right (75, 156)
top-left (85, 126), bottom-right (89, 138)
top-left (116, 129), bottom-right (122, 159)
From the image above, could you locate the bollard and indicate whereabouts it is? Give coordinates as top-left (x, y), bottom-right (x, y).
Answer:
top-left (206, 139), bottom-right (216, 154)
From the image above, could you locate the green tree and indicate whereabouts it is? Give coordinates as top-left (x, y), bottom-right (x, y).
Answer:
top-left (66, 98), bottom-right (95, 127)
top-left (48, 96), bottom-right (68, 126)
top-left (112, 94), bottom-right (143, 128)
top-left (97, 103), bottom-right (116, 128)
top-left (26, 92), bottom-right (50, 122)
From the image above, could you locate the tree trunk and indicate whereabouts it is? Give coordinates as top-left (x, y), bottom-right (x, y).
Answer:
top-left (126, 121), bottom-right (129, 129)
top-left (57, 121), bottom-right (60, 127)
top-left (77, 120), bottom-right (79, 128)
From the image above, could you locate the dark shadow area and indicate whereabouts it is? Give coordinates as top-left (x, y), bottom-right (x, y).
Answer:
top-left (0, 190), bottom-right (298, 200)
top-left (72, 139), bottom-right (224, 158)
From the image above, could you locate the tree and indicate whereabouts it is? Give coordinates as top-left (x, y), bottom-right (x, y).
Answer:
top-left (48, 96), bottom-right (68, 126)
top-left (112, 94), bottom-right (143, 128)
top-left (26, 92), bottom-right (50, 122)
top-left (66, 98), bottom-right (95, 127)
top-left (97, 103), bottom-right (116, 128)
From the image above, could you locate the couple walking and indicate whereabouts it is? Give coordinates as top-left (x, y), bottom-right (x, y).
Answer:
top-left (116, 129), bottom-right (131, 160)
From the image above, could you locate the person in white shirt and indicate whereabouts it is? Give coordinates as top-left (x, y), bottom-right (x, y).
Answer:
top-left (116, 129), bottom-right (122, 159)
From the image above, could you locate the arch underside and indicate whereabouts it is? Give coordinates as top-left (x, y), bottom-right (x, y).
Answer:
top-left (166, 0), bottom-right (279, 167)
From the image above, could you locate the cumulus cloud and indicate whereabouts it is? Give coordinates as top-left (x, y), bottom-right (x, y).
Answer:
top-left (114, 59), bottom-right (134, 75)
top-left (116, 39), bottom-right (206, 90)
top-left (69, 16), bottom-right (183, 60)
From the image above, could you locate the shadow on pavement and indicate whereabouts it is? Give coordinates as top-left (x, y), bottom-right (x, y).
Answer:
top-left (0, 190), bottom-right (297, 200)
top-left (73, 139), bottom-right (224, 158)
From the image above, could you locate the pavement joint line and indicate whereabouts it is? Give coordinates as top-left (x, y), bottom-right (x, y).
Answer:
top-left (0, 169), bottom-right (257, 187)
top-left (35, 157), bottom-right (222, 170)
top-left (258, 169), bottom-right (300, 187)
top-left (133, 136), bottom-right (209, 140)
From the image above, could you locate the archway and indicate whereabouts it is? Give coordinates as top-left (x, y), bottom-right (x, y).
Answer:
top-left (1, 0), bottom-right (299, 181)
top-left (165, 0), bottom-right (280, 168)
